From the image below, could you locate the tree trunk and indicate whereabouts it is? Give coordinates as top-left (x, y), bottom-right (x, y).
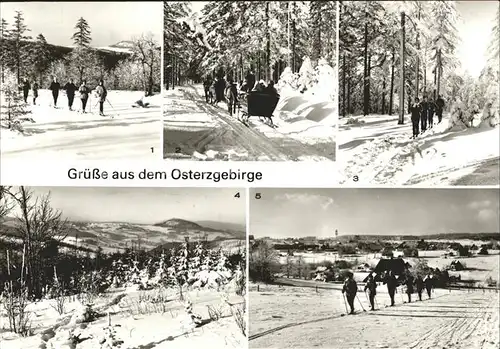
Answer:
top-left (382, 76), bottom-right (386, 114)
top-left (389, 48), bottom-right (395, 115)
top-left (266, 2), bottom-right (271, 82)
top-left (363, 8), bottom-right (369, 116)
top-left (398, 12), bottom-right (405, 124)
top-left (342, 53), bottom-right (346, 117)
top-left (292, 1), bottom-right (297, 72)
top-left (436, 49), bottom-right (442, 97)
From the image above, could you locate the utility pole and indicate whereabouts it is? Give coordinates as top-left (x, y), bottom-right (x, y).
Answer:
top-left (399, 12), bottom-right (406, 125)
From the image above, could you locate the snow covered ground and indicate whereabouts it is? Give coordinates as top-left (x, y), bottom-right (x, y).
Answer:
top-left (249, 283), bottom-right (499, 349)
top-left (0, 89), bottom-right (161, 161)
top-left (0, 287), bottom-right (246, 349)
top-left (163, 85), bottom-right (336, 161)
top-left (338, 114), bottom-right (500, 186)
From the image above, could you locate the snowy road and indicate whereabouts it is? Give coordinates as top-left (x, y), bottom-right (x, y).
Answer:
top-left (163, 85), bottom-right (336, 161)
top-left (338, 114), bottom-right (499, 186)
top-left (249, 284), bottom-right (499, 349)
top-left (0, 90), bottom-right (161, 161)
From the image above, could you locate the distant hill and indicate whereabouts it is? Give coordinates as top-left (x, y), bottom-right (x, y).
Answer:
top-left (196, 220), bottom-right (246, 233)
top-left (0, 217), bottom-right (245, 253)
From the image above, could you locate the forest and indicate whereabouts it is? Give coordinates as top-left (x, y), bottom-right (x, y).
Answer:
top-left (339, 1), bottom-right (500, 120)
top-left (0, 11), bottom-right (161, 94)
top-left (164, 1), bottom-right (337, 90)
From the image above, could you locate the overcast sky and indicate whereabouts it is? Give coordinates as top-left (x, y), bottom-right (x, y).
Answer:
top-left (456, 1), bottom-right (498, 77)
top-left (0, 2), bottom-right (162, 47)
top-left (250, 188), bottom-right (500, 238)
top-left (11, 187), bottom-right (245, 225)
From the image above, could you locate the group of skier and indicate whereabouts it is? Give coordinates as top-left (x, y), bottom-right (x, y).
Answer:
top-left (410, 95), bottom-right (446, 138)
top-left (21, 76), bottom-right (108, 116)
top-left (342, 270), bottom-right (435, 314)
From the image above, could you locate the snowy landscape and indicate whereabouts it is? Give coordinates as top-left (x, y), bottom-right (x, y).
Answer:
top-left (338, 1), bottom-right (499, 185)
top-left (0, 186), bottom-right (247, 349)
top-left (164, 2), bottom-right (338, 161)
top-left (249, 188), bottom-right (500, 349)
top-left (0, 2), bottom-right (162, 161)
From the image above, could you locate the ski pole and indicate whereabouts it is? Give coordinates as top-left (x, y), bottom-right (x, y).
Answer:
top-left (356, 294), bottom-right (366, 312)
top-left (342, 293), bottom-right (349, 314)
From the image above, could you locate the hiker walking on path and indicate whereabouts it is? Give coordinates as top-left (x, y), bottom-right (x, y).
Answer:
top-left (410, 97), bottom-right (422, 138)
top-left (428, 98), bottom-right (436, 128)
top-left (22, 78), bottom-right (30, 103)
top-left (436, 95), bottom-right (445, 123)
top-left (404, 272), bottom-right (414, 303)
top-left (64, 78), bottom-right (77, 111)
top-left (420, 96), bottom-right (429, 132)
top-left (32, 81), bottom-right (39, 105)
top-left (415, 275), bottom-right (425, 301)
top-left (364, 274), bottom-right (377, 311)
top-left (49, 76), bottom-right (61, 107)
top-left (342, 272), bottom-right (358, 315)
top-left (383, 271), bottom-right (398, 306)
top-left (424, 274), bottom-right (434, 299)
top-left (95, 79), bottom-right (108, 116)
top-left (79, 80), bottom-right (90, 113)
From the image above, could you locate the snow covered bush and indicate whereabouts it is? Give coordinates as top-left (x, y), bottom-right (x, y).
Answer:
top-left (99, 315), bottom-right (124, 348)
top-left (310, 58), bottom-right (336, 102)
top-left (230, 301), bottom-right (246, 337)
top-left (1, 282), bottom-right (31, 336)
top-left (297, 57), bottom-right (316, 93)
top-left (0, 75), bottom-right (32, 132)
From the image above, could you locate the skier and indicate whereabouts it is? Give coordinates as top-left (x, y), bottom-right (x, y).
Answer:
top-left (203, 75), bottom-right (213, 103)
top-left (403, 272), bottom-right (414, 303)
top-left (424, 274), bottom-right (433, 299)
top-left (428, 98), bottom-right (436, 128)
top-left (436, 95), bottom-right (445, 123)
top-left (49, 76), bottom-right (61, 107)
top-left (22, 78), bottom-right (30, 103)
top-left (78, 80), bottom-right (90, 113)
top-left (32, 81), bottom-right (39, 105)
top-left (415, 275), bottom-right (424, 301)
top-left (410, 97), bottom-right (422, 138)
top-left (342, 272), bottom-right (358, 315)
top-left (95, 79), bottom-right (107, 116)
top-left (63, 78), bottom-right (77, 111)
top-left (364, 273), bottom-right (377, 310)
top-left (420, 95), bottom-right (429, 132)
top-left (383, 270), bottom-right (398, 306)
top-left (225, 78), bottom-right (239, 115)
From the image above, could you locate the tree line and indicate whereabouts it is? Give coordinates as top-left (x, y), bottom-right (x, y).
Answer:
top-left (164, 1), bottom-right (337, 89)
top-left (0, 11), bottom-right (161, 94)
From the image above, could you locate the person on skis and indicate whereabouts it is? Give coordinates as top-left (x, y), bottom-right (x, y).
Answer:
top-left (383, 270), bottom-right (398, 306)
top-left (364, 273), bottom-right (377, 310)
top-left (420, 95), bottom-right (429, 132)
top-left (32, 81), bottom-right (39, 105)
top-left (403, 272), bottom-right (414, 303)
top-left (415, 275), bottom-right (424, 301)
top-left (78, 80), bottom-right (90, 113)
top-left (428, 98), bottom-right (436, 128)
top-left (22, 78), bottom-right (30, 103)
top-left (95, 79), bottom-right (107, 116)
top-left (342, 272), bottom-right (358, 314)
top-left (64, 78), bottom-right (78, 111)
top-left (436, 95), bottom-right (445, 123)
top-left (424, 274), bottom-right (434, 299)
top-left (49, 76), bottom-right (61, 107)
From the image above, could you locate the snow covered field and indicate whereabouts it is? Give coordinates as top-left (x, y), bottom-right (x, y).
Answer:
top-left (249, 283), bottom-right (499, 349)
top-left (163, 85), bottom-right (336, 161)
top-left (338, 114), bottom-right (499, 185)
top-left (0, 287), bottom-right (245, 349)
top-left (1, 89), bottom-right (161, 161)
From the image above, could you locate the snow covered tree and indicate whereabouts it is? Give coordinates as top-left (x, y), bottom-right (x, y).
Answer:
top-left (70, 17), bottom-right (93, 83)
top-left (0, 74), bottom-right (31, 132)
top-left (131, 33), bottom-right (161, 96)
top-left (30, 34), bottom-right (52, 84)
top-left (6, 11), bottom-right (31, 83)
top-left (1, 18), bottom-right (10, 83)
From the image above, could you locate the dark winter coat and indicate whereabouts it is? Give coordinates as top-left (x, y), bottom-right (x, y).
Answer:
top-left (95, 85), bottom-right (107, 102)
top-left (22, 81), bottom-right (31, 92)
top-left (383, 273), bottom-right (398, 290)
top-left (342, 278), bottom-right (358, 297)
top-left (364, 278), bottom-right (377, 295)
top-left (64, 82), bottom-right (77, 96)
top-left (245, 73), bottom-right (256, 91)
top-left (415, 276), bottom-right (424, 292)
top-left (404, 275), bottom-right (414, 294)
top-left (32, 83), bottom-right (39, 97)
top-left (49, 81), bottom-right (60, 93)
top-left (420, 101), bottom-right (429, 114)
top-left (424, 276), bottom-right (434, 290)
top-left (436, 97), bottom-right (445, 110)
top-left (410, 103), bottom-right (422, 120)
top-left (79, 85), bottom-right (90, 100)
top-left (428, 101), bottom-right (436, 113)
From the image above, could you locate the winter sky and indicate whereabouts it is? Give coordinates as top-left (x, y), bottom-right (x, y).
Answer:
top-left (12, 187), bottom-right (246, 225)
top-left (0, 2), bottom-right (162, 47)
top-left (455, 1), bottom-right (497, 77)
top-left (250, 188), bottom-right (500, 238)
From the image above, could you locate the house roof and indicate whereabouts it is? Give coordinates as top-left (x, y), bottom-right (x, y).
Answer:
top-left (373, 258), bottom-right (410, 275)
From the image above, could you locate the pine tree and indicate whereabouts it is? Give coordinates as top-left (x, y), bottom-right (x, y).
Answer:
top-left (0, 75), bottom-right (31, 131)
top-left (70, 17), bottom-right (93, 83)
top-left (31, 34), bottom-right (51, 85)
top-left (1, 18), bottom-right (10, 83)
top-left (7, 11), bottom-right (32, 83)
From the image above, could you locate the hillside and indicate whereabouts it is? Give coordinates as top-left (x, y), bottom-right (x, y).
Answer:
top-left (0, 217), bottom-right (245, 253)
